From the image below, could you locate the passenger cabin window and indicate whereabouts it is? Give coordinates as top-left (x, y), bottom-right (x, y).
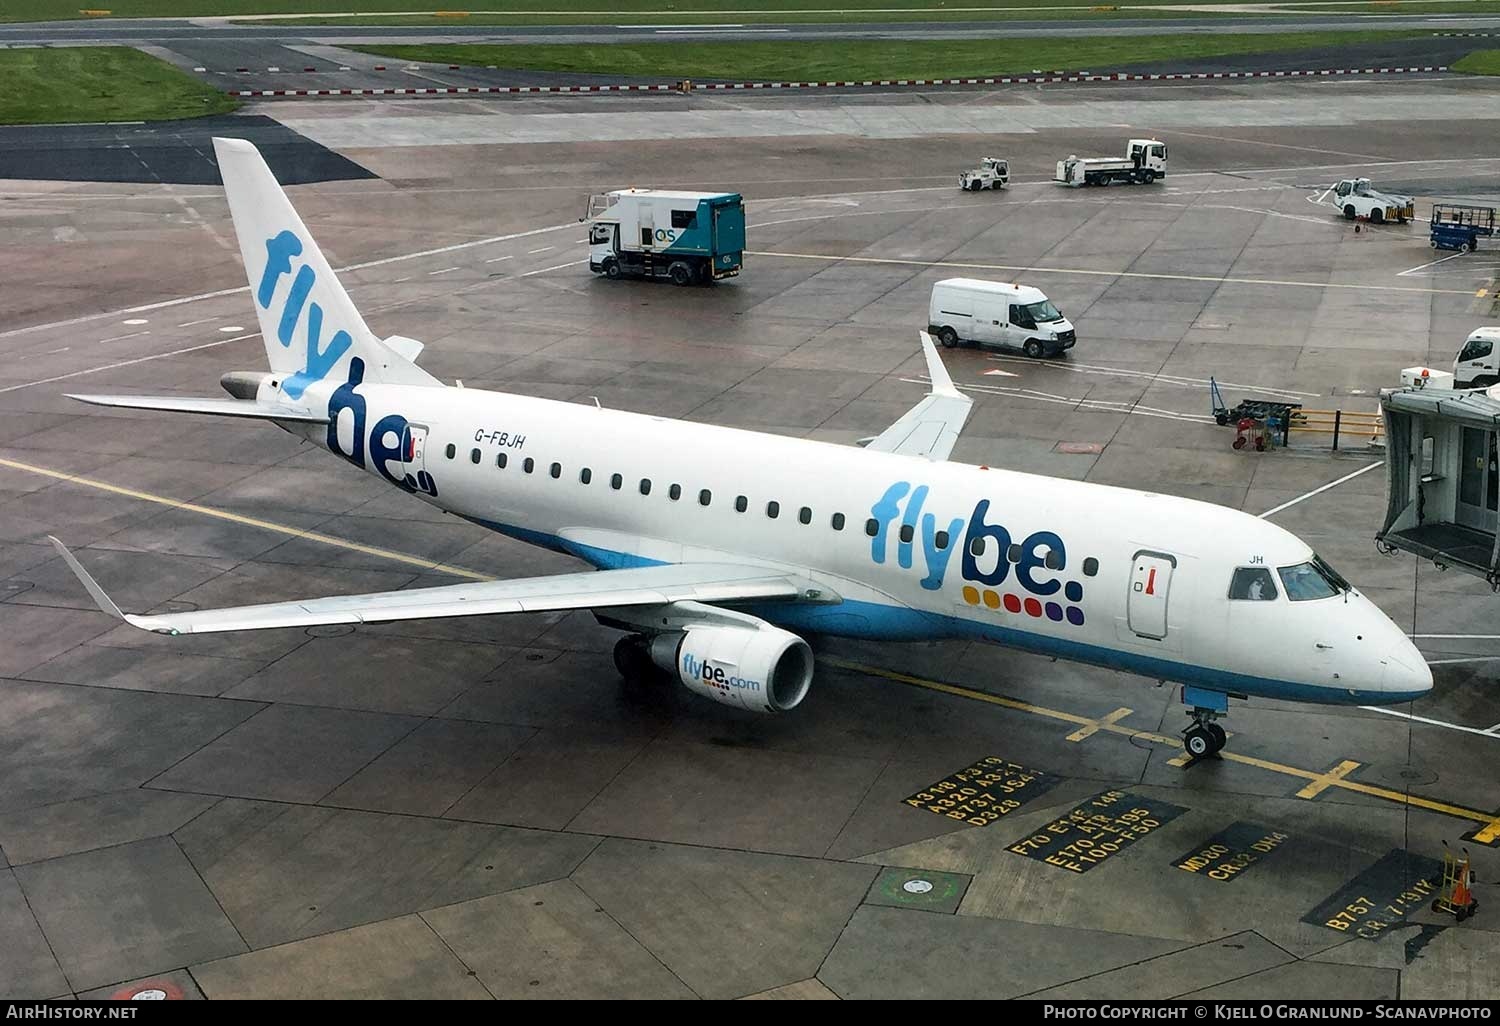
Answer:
top-left (735, 495), bottom-right (748, 513)
top-left (1229, 567), bottom-right (1278, 601)
top-left (639, 479), bottom-right (651, 496)
top-left (699, 489), bottom-right (712, 506)
top-left (496, 453), bottom-right (508, 469)
top-left (580, 468), bottom-right (592, 484)
top-left (832, 513), bottom-right (846, 531)
top-left (470, 448), bottom-right (481, 464)
top-left (550, 463), bottom-right (561, 479)
top-left (1044, 549), bottom-right (1063, 571)
top-left (669, 484), bottom-right (682, 501)
top-left (767, 501), bottom-right (780, 519)
top-left (935, 530), bottom-right (949, 550)
top-left (899, 524), bottom-right (914, 544)
top-left (1278, 558), bottom-right (1345, 602)
top-left (1083, 557), bottom-right (1099, 577)
top-left (523, 458), bottom-right (534, 474)
top-left (445, 444), bottom-right (456, 460)
top-left (969, 537), bottom-right (986, 556)
top-left (610, 473), bottom-right (623, 490)
top-left (798, 507), bottom-right (812, 525)
top-left (1006, 543), bottom-right (1021, 563)
top-left (866, 518), bottom-right (880, 537)
top-left (671, 209), bottom-right (697, 229)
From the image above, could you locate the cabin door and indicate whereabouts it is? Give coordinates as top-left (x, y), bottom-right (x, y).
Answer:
top-left (1127, 550), bottom-right (1176, 641)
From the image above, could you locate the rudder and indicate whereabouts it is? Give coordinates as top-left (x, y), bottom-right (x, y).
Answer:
top-left (212, 137), bottom-right (439, 398)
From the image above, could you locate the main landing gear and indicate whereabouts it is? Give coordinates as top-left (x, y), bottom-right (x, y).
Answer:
top-left (1180, 685), bottom-right (1230, 759)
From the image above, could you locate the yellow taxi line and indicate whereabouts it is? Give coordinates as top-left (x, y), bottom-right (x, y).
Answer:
top-left (0, 457), bottom-right (493, 582)
top-left (824, 657), bottom-right (1500, 835)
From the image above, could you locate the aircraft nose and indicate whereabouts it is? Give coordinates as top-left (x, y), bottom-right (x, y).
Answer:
top-left (1383, 638), bottom-right (1433, 700)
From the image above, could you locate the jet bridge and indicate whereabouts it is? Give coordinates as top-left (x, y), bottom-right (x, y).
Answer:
top-left (1377, 381), bottom-right (1500, 589)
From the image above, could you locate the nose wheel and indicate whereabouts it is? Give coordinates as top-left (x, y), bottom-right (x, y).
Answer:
top-left (1183, 712), bottom-right (1227, 758)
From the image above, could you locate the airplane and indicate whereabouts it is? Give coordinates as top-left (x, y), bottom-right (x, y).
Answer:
top-left (47, 137), bottom-right (1432, 760)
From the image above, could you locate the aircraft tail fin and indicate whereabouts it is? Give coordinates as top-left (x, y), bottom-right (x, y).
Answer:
top-left (212, 137), bottom-right (441, 397)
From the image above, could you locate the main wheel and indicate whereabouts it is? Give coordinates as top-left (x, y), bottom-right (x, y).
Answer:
top-left (1023, 339), bottom-right (1044, 359)
top-left (937, 326), bottom-right (960, 348)
top-left (1370, 209), bottom-right (1384, 225)
top-left (1465, 239), bottom-right (1478, 253)
top-left (1207, 723), bottom-right (1227, 753)
top-left (603, 259), bottom-right (622, 280)
top-left (1185, 728), bottom-right (1212, 759)
top-left (1344, 205), bottom-right (1357, 221)
top-left (612, 636), bottom-right (653, 681)
top-left (668, 262), bottom-right (692, 286)
top-left (1431, 240), bottom-right (1440, 249)
top-left (970, 180), bottom-right (982, 192)
top-left (1142, 169), bottom-right (1156, 184)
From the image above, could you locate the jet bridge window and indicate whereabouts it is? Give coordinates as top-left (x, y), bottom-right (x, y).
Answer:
top-left (1277, 558), bottom-right (1344, 602)
top-left (1229, 567), bottom-right (1278, 601)
top-left (671, 209), bottom-right (697, 229)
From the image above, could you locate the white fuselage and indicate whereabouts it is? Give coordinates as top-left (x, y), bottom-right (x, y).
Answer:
top-left (285, 372), bottom-right (1431, 709)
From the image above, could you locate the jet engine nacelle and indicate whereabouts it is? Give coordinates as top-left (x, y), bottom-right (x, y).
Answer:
top-left (649, 622), bottom-right (814, 714)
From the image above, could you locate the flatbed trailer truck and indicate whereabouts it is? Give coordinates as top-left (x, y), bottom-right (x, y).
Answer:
top-left (1054, 138), bottom-right (1167, 187)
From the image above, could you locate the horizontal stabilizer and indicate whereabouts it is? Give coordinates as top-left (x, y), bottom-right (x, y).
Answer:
top-left (65, 394), bottom-right (328, 424)
top-left (47, 536), bottom-right (804, 635)
top-left (864, 332), bottom-right (972, 461)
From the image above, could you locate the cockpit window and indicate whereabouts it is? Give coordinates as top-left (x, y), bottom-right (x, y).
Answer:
top-left (1229, 567), bottom-right (1277, 601)
top-left (1278, 556), bottom-right (1347, 601)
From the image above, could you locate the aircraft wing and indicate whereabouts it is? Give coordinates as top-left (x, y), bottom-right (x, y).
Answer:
top-left (67, 394), bottom-right (328, 424)
top-left (862, 332), bottom-right (972, 461)
top-left (48, 536), bottom-right (803, 635)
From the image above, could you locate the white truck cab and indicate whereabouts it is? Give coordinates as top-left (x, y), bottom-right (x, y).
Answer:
top-left (1329, 178), bottom-right (1414, 224)
top-left (1454, 328), bottom-right (1500, 388)
top-left (928, 278), bottom-right (1076, 358)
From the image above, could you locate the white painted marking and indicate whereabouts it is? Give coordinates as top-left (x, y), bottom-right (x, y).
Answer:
top-left (527, 246), bottom-right (555, 254)
top-left (175, 317), bottom-right (218, 328)
top-left (484, 255), bottom-right (514, 264)
top-left (46, 347), bottom-right (69, 354)
top-left (218, 325), bottom-right (244, 332)
top-left (1411, 634), bottom-right (1500, 640)
top-left (654, 27), bottom-right (788, 33)
top-left (985, 354), bottom-right (1320, 400)
top-left (1360, 705), bottom-right (1500, 739)
top-left (121, 318), bottom-right (148, 325)
top-left (1425, 656), bottom-right (1500, 666)
top-left (519, 260), bottom-right (587, 278)
top-left (910, 377), bottom-right (1212, 424)
top-left (1258, 462), bottom-right (1382, 519)
top-left (0, 336), bottom-right (256, 395)
top-left (428, 266), bottom-right (459, 276)
top-left (1398, 251), bottom-right (1467, 277)
top-left (982, 368), bottom-right (1019, 378)
top-left (95, 331), bottom-right (148, 344)
top-left (0, 222), bottom-right (579, 342)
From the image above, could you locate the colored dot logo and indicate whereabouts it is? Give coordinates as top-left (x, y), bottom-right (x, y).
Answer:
top-left (960, 574), bottom-right (1088, 626)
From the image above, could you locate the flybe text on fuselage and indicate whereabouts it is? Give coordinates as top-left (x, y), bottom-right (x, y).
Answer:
top-left (869, 481), bottom-right (1091, 627)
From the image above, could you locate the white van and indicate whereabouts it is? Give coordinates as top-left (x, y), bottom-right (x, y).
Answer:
top-left (927, 278), bottom-right (1076, 358)
top-left (1454, 328), bottom-right (1500, 389)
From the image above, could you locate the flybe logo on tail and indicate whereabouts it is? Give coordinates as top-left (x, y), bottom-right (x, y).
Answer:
top-left (258, 230), bottom-right (353, 400)
top-left (870, 481), bottom-right (1089, 626)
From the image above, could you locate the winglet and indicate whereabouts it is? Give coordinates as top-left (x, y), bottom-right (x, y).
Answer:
top-left (919, 331), bottom-right (962, 398)
top-left (47, 536), bottom-right (126, 621)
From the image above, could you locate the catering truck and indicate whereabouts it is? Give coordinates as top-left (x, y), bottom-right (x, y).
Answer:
top-left (927, 278), bottom-right (1076, 358)
top-left (586, 189), bottom-right (745, 285)
top-left (1054, 138), bottom-right (1167, 187)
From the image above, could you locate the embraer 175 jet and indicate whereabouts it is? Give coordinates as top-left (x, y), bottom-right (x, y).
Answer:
top-left (49, 138), bottom-right (1431, 759)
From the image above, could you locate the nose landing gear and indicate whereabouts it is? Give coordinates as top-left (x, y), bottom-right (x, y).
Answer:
top-left (1180, 685), bottom-right (1231, 759)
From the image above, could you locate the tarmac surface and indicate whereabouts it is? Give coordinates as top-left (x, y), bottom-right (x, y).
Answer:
top-left (3, 78), bottom-right (1500, 1000)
